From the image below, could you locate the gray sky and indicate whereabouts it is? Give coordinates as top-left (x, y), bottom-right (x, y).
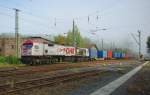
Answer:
top-left (0, 0), bottom-right (149, 54)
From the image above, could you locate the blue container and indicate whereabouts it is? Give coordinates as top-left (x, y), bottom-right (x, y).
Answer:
top-left (123, 53), bottom-right (125, 58)
top-left (112, 52), bottom-right (118, 58)
top-left (117, 52), bottom-right (121, 58)
top-left (120, 52), bottom-right (125, 58)
top-left (121, 53), bottom-right (125, 58)
top-left (97, 50), bottom-right (107, 58)
top-left (118, 52), bottom-right (125, 58)
top-left (89, 48), bottom-right (98, 58)
top-left (120, 53), bottom-right (122, 58)
top-left (113, 51), bottom-right (122, 58)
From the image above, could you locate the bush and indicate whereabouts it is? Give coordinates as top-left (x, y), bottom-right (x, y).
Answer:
top-left (0, 56), bottom-right (20, 64)
top-left (6, 56), bottom-right (20, 64)
top-left (0, 56), bottom-right (6, 63)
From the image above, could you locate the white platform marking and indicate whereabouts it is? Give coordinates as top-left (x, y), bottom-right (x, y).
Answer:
top-left (90, 61), bottom-right (149, 95)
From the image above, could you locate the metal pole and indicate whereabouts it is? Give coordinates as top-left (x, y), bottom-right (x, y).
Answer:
top-left (130, 30), bottom-right (142, 59)
top-left (112, 42), bottom-right (115, 50)
top-left (97, 35), bottom-right (100, 50)
top-left (110, 42), bottom-right (112, 50)
top-left (138, 30), bottom-right (141, 58)
top-left (72, 19), bottom-right (75, 47)
top-left (14, 8), bottom-right (19, 60)
top-left (102, 39), bottom-right (104, 49)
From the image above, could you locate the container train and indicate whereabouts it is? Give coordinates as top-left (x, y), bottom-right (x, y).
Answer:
top-left (21, 40), bottom-right (129, 65)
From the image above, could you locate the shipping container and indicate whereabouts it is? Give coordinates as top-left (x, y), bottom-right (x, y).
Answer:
top-left (125, 53), bottom-right (129, 59)
top-left (118, 52), bottom-right (122, 58)
top-left (89, 48), bottom-right (98, 59)
top-left (97, 50), bottom-right (107, 58)
top-left (113, 51), bottom-right (121, 59)
top-left (121, 53), bottom-right (126, 58)
top-left (112, 51), bottom-right (117, 58)
top-left (107, 50), bottom-right (112, 59)
top-left (118, 52), bottom-right (126, 59)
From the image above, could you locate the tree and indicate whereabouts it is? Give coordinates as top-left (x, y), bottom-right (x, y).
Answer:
top-left (66, 25), bottom-right (85, 47)
top-left (147, 36), bottom-right (150, 53)
top-left (82, 37), bottom-right (92, 47)
top-left (54, 35), bottom-right (66, 45)
top-left (54, 25), bottom-right (93, 47)
top-left (66, 30), bottom-right (73, 46)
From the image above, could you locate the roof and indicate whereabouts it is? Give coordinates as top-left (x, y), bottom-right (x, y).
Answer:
top-left (0, 36), bottom-right (53, 42)
top-left (85, 44), bottom-right (98, 50)
top-left (26, 36), bottom-right (49, 41)
top-left (24, 36), bottom-right (55, 44)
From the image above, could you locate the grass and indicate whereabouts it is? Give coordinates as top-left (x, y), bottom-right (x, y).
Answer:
top-left (0, 63), bottom-right (25, 68)
top-left (0, 56), bottom-right (26, 68)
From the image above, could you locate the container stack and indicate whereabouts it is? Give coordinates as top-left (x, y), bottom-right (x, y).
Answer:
top-left (89, 48), bottom-right (98, 59)
top-left (97, 50), bottom-right (107, 59)
top-left (107, 50), bottom-right (112, 59)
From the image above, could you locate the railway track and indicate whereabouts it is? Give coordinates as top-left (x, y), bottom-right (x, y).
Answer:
top-left (0, 67), bottom-right (66, 77)
top-left (0, 70), bottom-right (36, 78)
top-left (0, 60), bottom-right (135, 77)
top-left (0, 64), bottom-right (91, 77)
top-left (0, 69), bottom-right (102, 95)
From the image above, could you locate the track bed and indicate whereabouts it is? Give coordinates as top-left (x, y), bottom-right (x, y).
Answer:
top-left (0, 60), bottom-right (141, 95)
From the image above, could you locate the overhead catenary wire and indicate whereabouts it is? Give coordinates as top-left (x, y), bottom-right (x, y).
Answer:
top-left (0, 0), bottom-right (125, 36)
top-left (0, 11), bottom-right (53, 32)
top-left (0, 4), bottom-right (12, 10)
top-left (0, 5), bottom-right (102, 26)
top-left (0, 3), bottom-right (108, 30)
top-left (0, 4), bottom-right (52, 22)
top-left (0, 0), bottom-right (123, 24)
top-left (0, 11), bottom-right (13, 17)
top-left (0, 5), bottom-right (54, 28)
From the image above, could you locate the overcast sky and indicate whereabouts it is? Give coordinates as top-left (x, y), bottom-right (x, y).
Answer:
top-left (0, 0), bottom-right (149, 54)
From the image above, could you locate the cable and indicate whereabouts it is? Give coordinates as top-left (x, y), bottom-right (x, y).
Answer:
top-left (0, 4), bottom-right (51, 22)
top-left (0, 4), bottom-right (12, 10)
top-left (21, 11), bottom-right (50, 22)
top-left (0, 11), bottom-right (13, 17)
top-left (0, 0), bottom-right (122, 26)
top-left (0, 0), bottom-right (125, 34)
top-left (21, 15), bottom-right (52, 27)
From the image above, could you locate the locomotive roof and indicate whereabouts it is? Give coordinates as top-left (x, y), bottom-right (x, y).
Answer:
top-left (27, 36), bottom-right (54, 42)
top-left (23, 36), bottom-right (54, 44)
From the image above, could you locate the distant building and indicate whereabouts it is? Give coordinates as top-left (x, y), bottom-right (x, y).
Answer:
top-left (0, 36), bottom-right (53, 57)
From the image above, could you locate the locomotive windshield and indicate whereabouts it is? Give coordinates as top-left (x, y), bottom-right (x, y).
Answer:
top-left (22, 40), bottom-right (33, 49)
top-left (23, 43), bottom-right (33, 49)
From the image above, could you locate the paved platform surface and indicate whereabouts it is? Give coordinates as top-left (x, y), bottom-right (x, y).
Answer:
top-left (90, 61), bottom-right (149, 95)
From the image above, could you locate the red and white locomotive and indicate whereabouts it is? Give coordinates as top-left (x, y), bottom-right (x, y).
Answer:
top-left (21, 40), bottom-right (89, 64)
